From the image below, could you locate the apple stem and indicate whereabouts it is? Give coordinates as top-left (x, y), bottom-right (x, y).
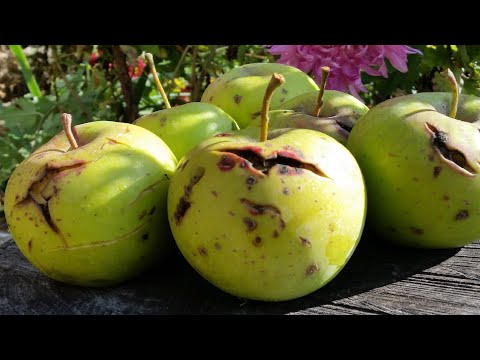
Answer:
top-left (260, 73), bottom-right (286, 142)
top-left (145, 52), bottom-right (171, 109)
top-left (441, 68), bottom-right (459, 119)
top-left (313, 66), bottom-right (330, 117)
top-left (61, 113), bottom-right (79, 149)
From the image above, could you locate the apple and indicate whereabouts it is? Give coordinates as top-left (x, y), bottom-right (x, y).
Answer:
top-left (168, 73), bottom-right (367, 301)
top-left (200, 62), bottom-right (319, 128)
top-left (3, 114), bottom-right (178, 286)
top-left (133, 53), bottom-right (240, 160)
top-left (347, 69), bottom-right (480, 249)
top-left (247, 67), bottom-right (369, 145)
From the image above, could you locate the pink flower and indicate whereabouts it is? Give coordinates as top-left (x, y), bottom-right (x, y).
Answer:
top-left (265, 45), bottom-right (422, 99)
top-left (128, 57), bottom-right (146, 79)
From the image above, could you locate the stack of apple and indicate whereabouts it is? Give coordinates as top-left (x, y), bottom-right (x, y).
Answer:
top-left (4, 52), bottom-right (480, 302)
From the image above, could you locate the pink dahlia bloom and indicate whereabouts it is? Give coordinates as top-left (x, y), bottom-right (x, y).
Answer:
top-left (265, 45), bottom-right (422, 99)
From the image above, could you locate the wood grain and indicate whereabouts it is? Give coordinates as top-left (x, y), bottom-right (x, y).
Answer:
top-left (1, 227), bottom-right (479, 315)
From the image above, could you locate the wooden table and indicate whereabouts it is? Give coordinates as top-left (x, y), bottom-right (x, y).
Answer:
top-left (1, 221), bottom-right (479, 315)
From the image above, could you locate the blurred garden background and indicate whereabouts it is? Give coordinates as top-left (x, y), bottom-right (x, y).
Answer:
top-left (1, 44), bottom-right (480, 220)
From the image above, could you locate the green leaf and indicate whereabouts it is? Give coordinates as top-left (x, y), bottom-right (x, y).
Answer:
top-left (8, 45), bottom-right (43, 98)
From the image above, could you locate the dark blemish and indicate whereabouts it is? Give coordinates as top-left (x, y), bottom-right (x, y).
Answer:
top-left (141, 234), bottom-right (149, 240)
top-left (28, 240), bottom-right (32, 252)
top-left (67, 233), bottom-right (71, 237)
top-left (149, 206), bottom-right (156, 215)
top-left (209, 96), bottom-right (213, 101)
top-left (174, 197), bottom-right (191, 224)
top-left (55, 218), bottom-right (61, 222)
top-left (455, 210), bottom-right (469, 221)
top-left (28, 217), bottom-right (33, 221)
top-left (280, 98), bottom-right (285, 102)
top-left (252, 236), bottom-right (262, 246)
top-left (215, 133), bottom-right (232, 137)
top-left (243, 218), bottom-right (257, 232)
top-left (329, 223), bottom-right (336, 232)
top-left (250, 111), bottom-right (261, 120)
top-left (163, 173), bottom-right (170, 181)
top-left (297, 186), bottom-right (301, 190)
top-left (138, 210), bottom-right (147, 220)
top-left (44, 231), bottom-right (47, 235)
top-left (388, 153), bottom-right (396, 157)
top-left (180, 159), bottom-right (190, 171)
top-left (39, 203), bottom-right (59, 233)
top-left (288, 252), bottom-right (292, 255)
top-left (246, 176), bottom-right (256, 187)
top-left (412, 177), bottom-right (419, 182)
top-left (228, 211), bottom-right (236, 216)
top-left (273, 230), bottom-right (279, 238)
top-left (283, 187), bottom-right (289, 195)
top-left (218, 154), bottom-right (236, 171)
top-left (281, 88), bottom-right (288, 94)
top-left (161, 116), bottom-right (167, 123)
top-left (15, 195), bottom-right (19, 200)
top-left (240, 198), bottom-right (281, 218)
top-left (211, 190), bottom-right (218, 197)
top-left (174, 167), bottom-right (205, 224)
top-left (214, 242), bottom-right (221, 250)
top-left (198, 247), bottom-right (208, 256)
top-left (428, 154), bottom-right (434, 162)
top-left (300, 237), bottom-right (311, 247)
top-left (306, 263), bottom-right (319, 276)
top-left (443, 195), bottom-right (450, 201)
top-left (427, 123), bottom-right (476, 175)
top-left (410, 227), bottom-right (424, 235)
top-left (279, 219), bottom-right (285, 230)
top-left (233, 94), bottom-right (242, 104)
top-left (433, 166), bottom-right (442, 178)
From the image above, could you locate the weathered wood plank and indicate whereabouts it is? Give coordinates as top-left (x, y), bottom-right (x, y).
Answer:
top-left (1, 226), bottom-right (479, 315)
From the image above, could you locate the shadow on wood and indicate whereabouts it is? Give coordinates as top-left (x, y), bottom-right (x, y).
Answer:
top-left (0, 227), bottom-right (460, 315)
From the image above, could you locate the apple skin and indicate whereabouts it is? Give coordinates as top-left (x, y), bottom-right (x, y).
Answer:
top-left (200, 63), bottom-right (319, 129)
top-left (347, 92), bottom-right (480, 249)
top-left (133, 102), bottom-right (240, 160)
top-left (4, 121), bottom-right (178, 287)
top-left (167, 128), bottom-right (366, 301)
top-left (247, 90), bottom-right (369, 145)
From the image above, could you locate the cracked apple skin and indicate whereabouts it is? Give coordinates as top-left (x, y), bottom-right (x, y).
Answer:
top-left (167, 128), bottom-right (366, 301)
top-left (4, 121), bottom-right (178, 287)
top-left (347, 92), bottom-right (480, 249)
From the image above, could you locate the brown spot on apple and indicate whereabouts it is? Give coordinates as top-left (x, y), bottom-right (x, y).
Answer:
top-left (28, 240), bottom-right (32, 252)
top-left (214, 242), bottom-right (221, 250)
top-left (433, 166), bottom-right (442, 178)
top-left (455, 210), bottom-right (469, 221)
top-left (410, 227), bottom-right (424, 235)
top-left (252, 236), bottom-right (262, 246)
top-left (306, 263), bottom-right (319, 276)
top-left (300, 237), bottom-right (311, 247)
top-left (198, 247), bottom-right (208, 256)
top-left (243, 218), bottom-right (257, 232)
top-left (233, 95), bottom-right (242, 104)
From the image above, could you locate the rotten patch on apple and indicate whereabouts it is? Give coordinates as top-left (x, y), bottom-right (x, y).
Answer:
top-left (173, 167), bottom-right (205, 225)
top-left (425, 122), bottom-right (477, 177)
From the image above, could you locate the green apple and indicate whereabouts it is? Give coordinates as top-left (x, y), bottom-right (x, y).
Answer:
top-left (168, 74), bottom-right (367, 301)
top-left (4, 114), bottom-right (178, 286)
top-left (133, 53), bottom-right (239, 160)
top-left (347, 69), bottom-right (480, 249)
top-left (248, 67), bottom-right (369, 145)
top-left (200, 62), bottom-right (319, 128)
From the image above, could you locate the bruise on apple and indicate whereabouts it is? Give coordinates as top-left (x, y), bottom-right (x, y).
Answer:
top-left (240, 198), bottom-right (286, 236)
top-left (174, 167), bottom-right (205, 225)
top-left (425, 123), bottom-right (477, 177)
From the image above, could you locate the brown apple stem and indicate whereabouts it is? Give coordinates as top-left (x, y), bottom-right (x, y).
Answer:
top-left (145, 52), bottom-right (171, 109)
top-left (441, 68), bottom-right (459, 119)
top-left (61, 113), bottom-right (78, 149)
top-left (313, 66), bottom-right (331, 117)
top-left (260, 73), bottom-right (286, 142)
